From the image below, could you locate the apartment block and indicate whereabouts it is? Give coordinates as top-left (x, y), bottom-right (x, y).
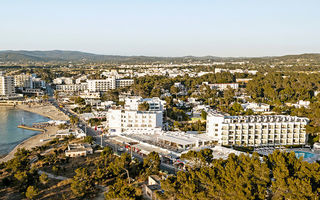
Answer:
top-left (116, 79), bottom-right (134, 88)
top-left (0, 75), bottom-right (15, 96)
top-left (206, 111), bottom-right (309, 146)
top-left (202, 82), bottom-right (239, 91)
top-left (124, 96), bottom-right (165, 111)
top-left (106, 109), bottom-right (163, 134)
top-left (56, 83), bottom-right (88, 92)
top-left (87, 76), bottom-right (133, 92)
top-left (14, 74), bottom-right (33, 88)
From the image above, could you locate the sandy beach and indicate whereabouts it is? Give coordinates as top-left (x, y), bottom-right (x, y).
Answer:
top-left (0, 126), bottom-right (59, 163)
top-left (0, 103), bottom-right (69, 163)
top-left (16, 103), bottom-right (69, 121)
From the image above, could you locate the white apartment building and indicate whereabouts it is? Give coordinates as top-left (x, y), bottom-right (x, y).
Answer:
top-left (57, 76), bottom-right (133, 92)
top-left (14, 74), bottom-right (33, 88)
top-left (241, 102), bottom-right (270, 112)
top-left (87, 76), bottom-right (134, 92)
top-left (206, 111), bottom-right (309, 147)
top-left (0, 75), bottom-right (15, 96)
top-left (79, 91), bottom-right (100, 99)
top-left (53, 77), bottom-right (73, 85)
top-left (32, 78), bottom-right (46, 89)
top-left (75, 75), bottom-right (88, 84)
top-left (292, 100), bottom-right (310, 109)
top-left (56, 83), bottom-right (88, 92)
top-left (87, 78), bottom-right (116, 92)
top-left (203, 82), bottom-right (239, 91)
top-left (106, 108), bottom-right (163, 134)
top-left (116, 79), bottom-right (134, 88)
top-left (124, 96), bottom-right (165, 111)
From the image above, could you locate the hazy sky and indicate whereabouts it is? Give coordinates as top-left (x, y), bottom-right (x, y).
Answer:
top-left (0, 0), bottom-right (319, 57)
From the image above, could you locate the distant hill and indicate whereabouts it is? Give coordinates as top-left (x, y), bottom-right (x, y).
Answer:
top-left (0, 50), bottom-right (132, 63)
top-left (0, 50), bottom-right (249, 64)
top-left (0, 50), bottom-right (320, 64)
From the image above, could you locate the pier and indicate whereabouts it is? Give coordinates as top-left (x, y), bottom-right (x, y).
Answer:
top-left (17, 125), bottom-right (45, 132)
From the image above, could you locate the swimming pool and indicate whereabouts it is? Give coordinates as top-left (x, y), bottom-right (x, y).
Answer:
top-left (294, 151), bottom-right (316, 159)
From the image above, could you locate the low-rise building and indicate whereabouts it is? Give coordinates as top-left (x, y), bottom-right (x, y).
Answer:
top-left (56, 83), bottom-right (88, 92)
top-left (124, 96), bottom-right (165, 111)
top-left (65, 143), bottom-right (93, 157)
top-left (53, 77), bottom-right (73, 85)
top-left (241, 102), bottom-right (270, 112)
top-left (202, 82), bottom-right (239, 91)
top-left (144, 175), bottom-right (162, 200)
top-left (157, 132), bottom-right (215, 151)
top-left (292, 100), bottom-right (310, 109)
top-left (22, 88), bottom-right (44, 96)
top-left (79, 91), bottom-right (100, 99)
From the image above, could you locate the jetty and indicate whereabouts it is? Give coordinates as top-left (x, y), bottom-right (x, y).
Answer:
top-left (17, 125), bottom-right (45, 132)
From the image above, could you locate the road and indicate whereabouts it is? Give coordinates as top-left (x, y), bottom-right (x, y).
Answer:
top-left (48, 87), bottom-right (179, 174)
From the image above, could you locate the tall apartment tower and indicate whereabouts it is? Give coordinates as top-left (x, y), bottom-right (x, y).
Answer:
top-left (0, 75), bottom-right (15, 96)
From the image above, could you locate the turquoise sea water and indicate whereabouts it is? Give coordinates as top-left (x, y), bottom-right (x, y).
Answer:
top-left (0, 107), bottom-right (49, 156)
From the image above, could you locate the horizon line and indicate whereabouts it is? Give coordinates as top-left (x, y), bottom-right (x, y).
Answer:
top-left (1, 49), bottom-right (320, 59)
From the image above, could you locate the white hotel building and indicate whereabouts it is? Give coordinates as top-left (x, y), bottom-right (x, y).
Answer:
top-left (87, 77), bottom-right (133, 92)
top-left (106, 96), bottom-right (164, 134)
top-left (106, 109), bottom-right (163, 134)
top-left (56, 76), bottom-right (133, 92)
top-left (56, 83), bottom-right (88, 92)
top-left (207, 111), bottom-right (309, 146)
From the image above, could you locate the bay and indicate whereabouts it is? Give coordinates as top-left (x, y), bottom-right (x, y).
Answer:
top-left (0, 107), bottom-right (49, 156)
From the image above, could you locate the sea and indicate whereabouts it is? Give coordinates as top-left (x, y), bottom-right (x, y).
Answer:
top-left (0, 107), bottom-right (49, 156)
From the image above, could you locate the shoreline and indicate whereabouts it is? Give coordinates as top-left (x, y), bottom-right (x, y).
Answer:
top-left (0, 126), bottom-right (59, 163)
top-left (16, 103), bottom-right (69, 121)
top-left (0, 103), bottom-right (69, 163)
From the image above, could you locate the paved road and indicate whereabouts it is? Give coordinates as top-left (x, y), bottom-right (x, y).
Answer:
top-left (38, 170), bottom-right (67, 181)
top-left (49, 88), bottom-right (179, 175)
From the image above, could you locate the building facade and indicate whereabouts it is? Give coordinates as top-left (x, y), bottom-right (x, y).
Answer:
top-left (106, 109), bottom-right (163, 134)
top-left (14, 74), bottom-right (33, 88)
top-left (241, 102), bottom-right (270, 112)
top-left (87, 77), bottom-right (133, 92)
top-left (206, 111), bottom-right (309, 146)
top-left (56, 83), bottom-right (88, 92)
top-left (203, 82), bottom-right (239, 91)
top-left (124, 96), bottom-right (165, 111)
top-left (0, 75), bottom-right (15, 96)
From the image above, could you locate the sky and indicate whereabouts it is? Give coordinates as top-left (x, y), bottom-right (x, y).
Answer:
top-left (0, 0), bottom-right (319, 57)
